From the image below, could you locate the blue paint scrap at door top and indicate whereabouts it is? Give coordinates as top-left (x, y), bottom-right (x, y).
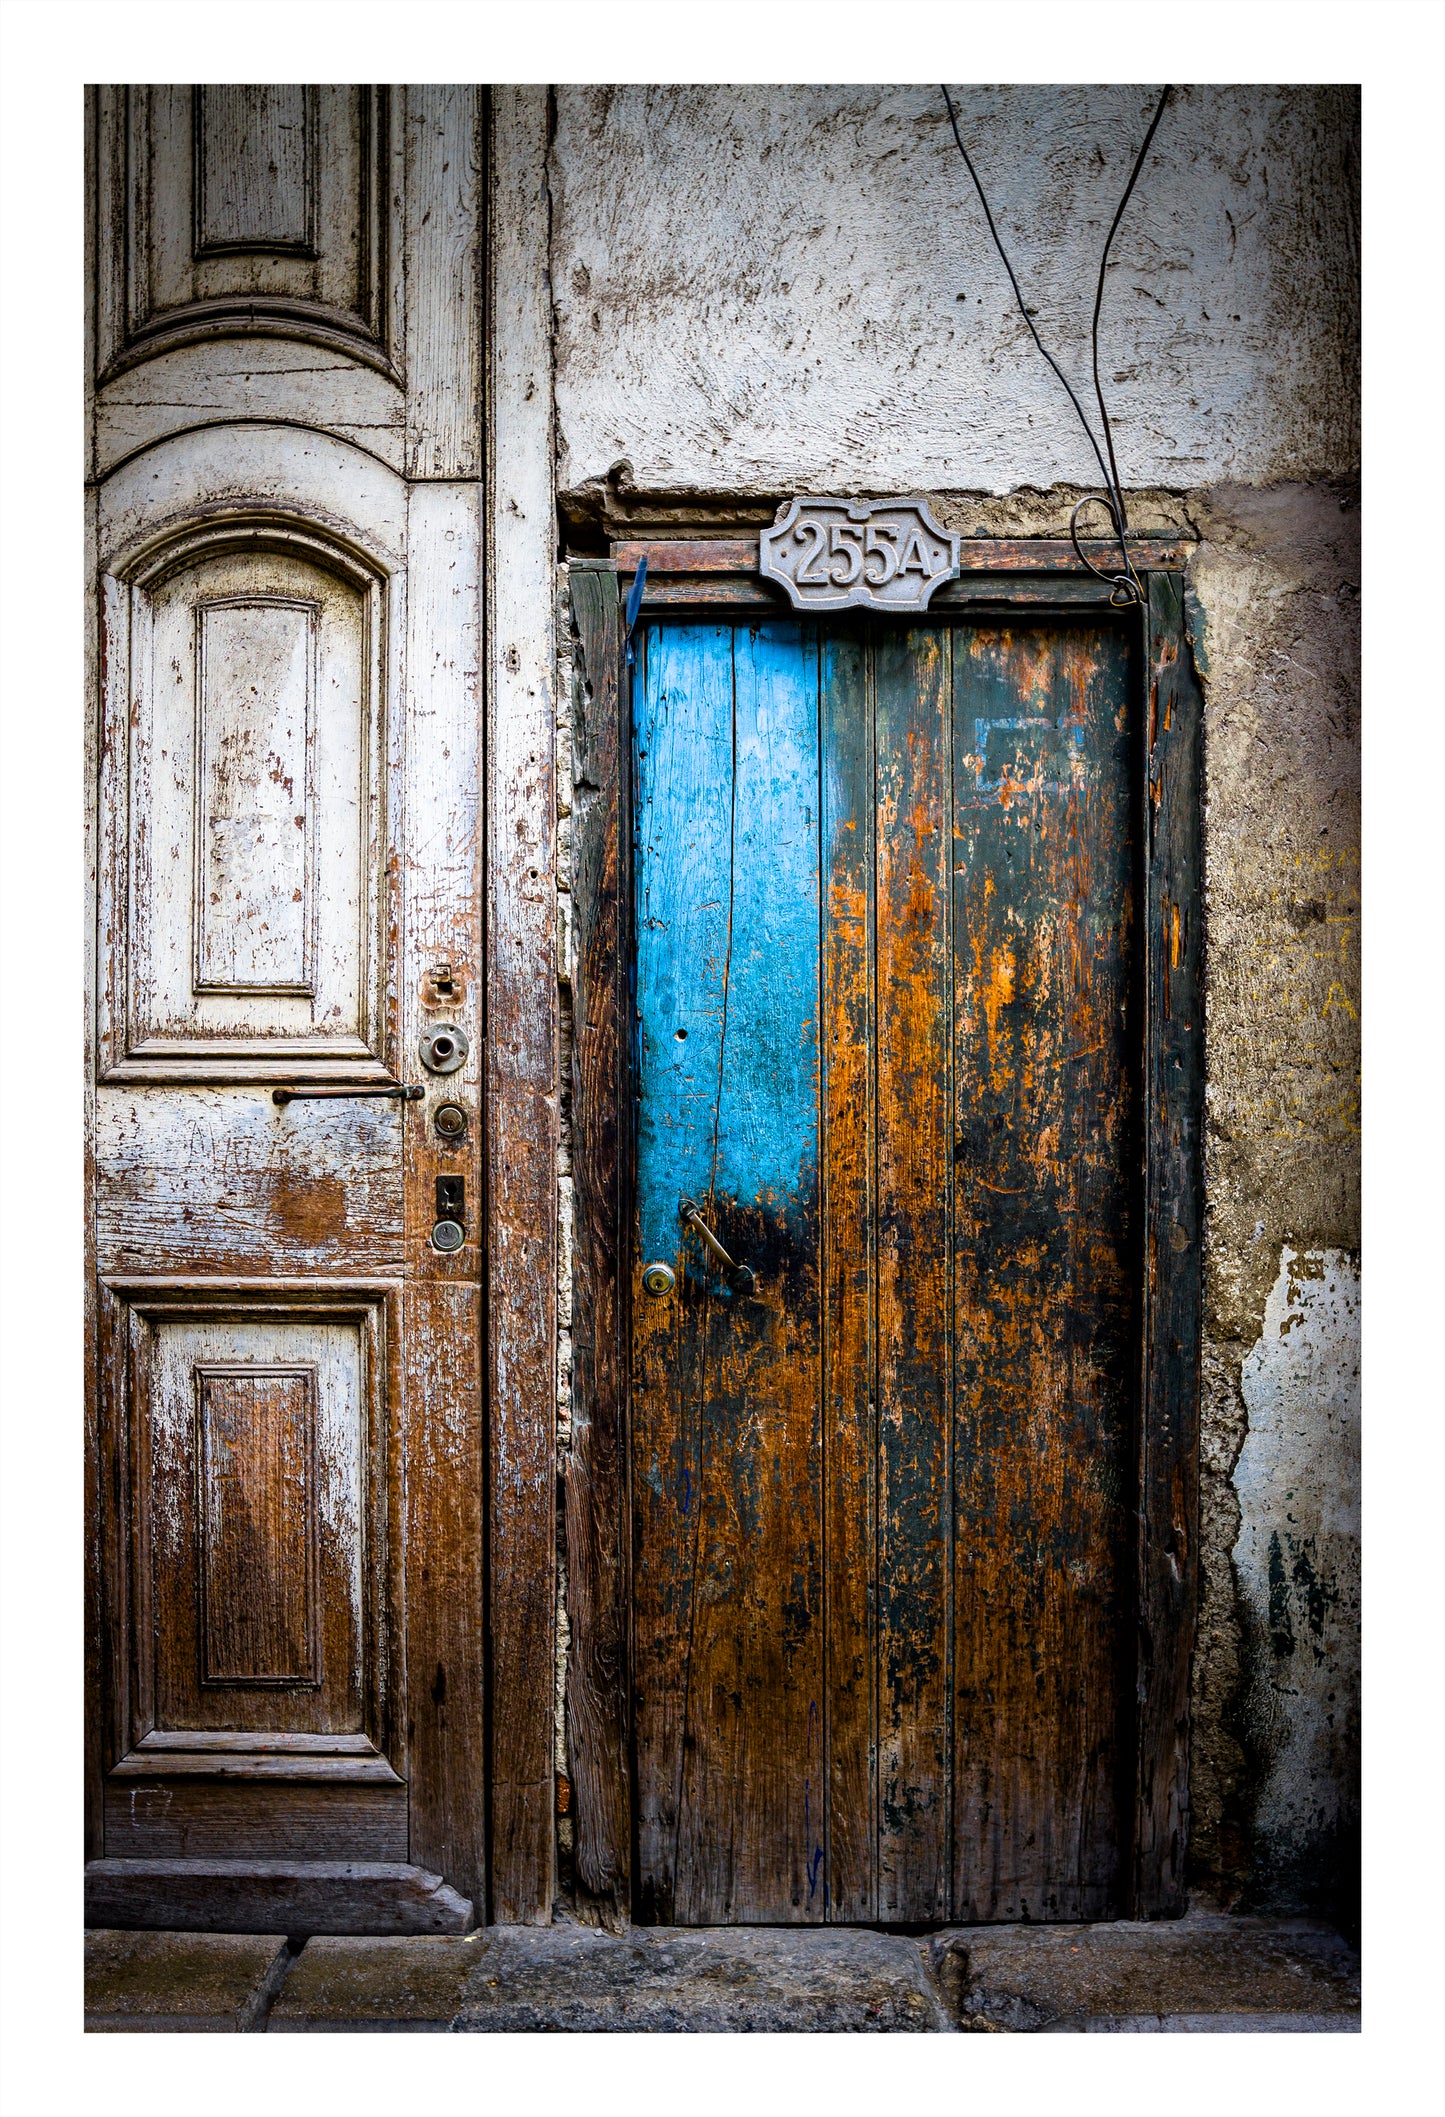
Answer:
top-left (633, 623), bottom-right (821, 1273)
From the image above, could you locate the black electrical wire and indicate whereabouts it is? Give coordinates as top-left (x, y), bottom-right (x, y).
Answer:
top-left (941, 84), bottom-right (1172, 607)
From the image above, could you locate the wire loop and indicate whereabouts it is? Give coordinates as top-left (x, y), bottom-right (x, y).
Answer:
top-left (1069, 496), bottom-right (1145, 608)
top-left (942, 85), bottom-right (1171, 606)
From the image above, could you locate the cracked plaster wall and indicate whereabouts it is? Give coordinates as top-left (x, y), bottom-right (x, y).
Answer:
top-left (547, 83), bottom-right (1360, 1919)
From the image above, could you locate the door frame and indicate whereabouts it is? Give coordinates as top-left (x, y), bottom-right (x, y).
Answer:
top-left (564, 532), bottom-right (1204, 1924)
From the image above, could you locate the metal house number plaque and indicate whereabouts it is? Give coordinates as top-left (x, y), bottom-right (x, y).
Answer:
top-left (760, 495), bottom-right (961, 613)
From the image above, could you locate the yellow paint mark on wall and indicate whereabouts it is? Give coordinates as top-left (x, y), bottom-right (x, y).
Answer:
top-left (1322, 981), bottom-right (1357, 1020)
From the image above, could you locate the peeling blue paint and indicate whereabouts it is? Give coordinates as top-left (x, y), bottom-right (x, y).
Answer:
top-left (634, 622), bottom-right (821, 1275)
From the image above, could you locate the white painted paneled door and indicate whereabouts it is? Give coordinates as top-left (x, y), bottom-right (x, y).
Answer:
top-left (85, 86), bottom-right (496, 1935)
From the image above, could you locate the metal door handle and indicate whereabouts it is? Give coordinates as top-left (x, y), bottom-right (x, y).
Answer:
top-left (679, 1198), bottom-right (756, 1293)
top-left (273, 1084), bottom-right (425, 1105)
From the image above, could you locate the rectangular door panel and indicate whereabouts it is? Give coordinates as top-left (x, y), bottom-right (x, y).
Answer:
top-left (96, 86), bottom-right (397, 383)
top-left (106, 539), bottom-right (386, 1078)
top-left (142, 1316), bottom-right (364, 1734)
top-left (631, 615), bottom-right (1138, 1924)
top-left (99, 1282), bottom-right (399, 1866)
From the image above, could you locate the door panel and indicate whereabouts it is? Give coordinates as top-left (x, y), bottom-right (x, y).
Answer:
top-left (631, 615), bottom-right (1139, 1924)
top-left (119, 540), bottom-right (385, 1068)
top-left (147, 1322), bottom-right (361, 1730)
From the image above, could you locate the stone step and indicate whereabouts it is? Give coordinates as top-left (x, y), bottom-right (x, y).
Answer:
top-left (84, 1909), bottom-right (1361, 2033)
top-left (84, 1929), bottom-right (295, 2033)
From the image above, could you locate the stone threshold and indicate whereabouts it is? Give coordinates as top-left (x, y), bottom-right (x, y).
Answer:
top-left (85, 1908), bottom-right (1361, 2034)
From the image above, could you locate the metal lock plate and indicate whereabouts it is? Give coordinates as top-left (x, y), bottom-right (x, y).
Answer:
top-left (431, 1176), bottom-right (465, 1252)
top-left (433, 1101), bottom-right (469, 1141)
top-left (642, 1262), bottom-right (676, 1298)
top-left (420, 1022), bottom-right (468, 1074)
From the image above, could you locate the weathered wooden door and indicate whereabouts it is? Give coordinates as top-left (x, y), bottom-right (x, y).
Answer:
top-left (630, 613), bottom-right (1145, 1925)
top-left (85, 87), bottom-right (495, 1934)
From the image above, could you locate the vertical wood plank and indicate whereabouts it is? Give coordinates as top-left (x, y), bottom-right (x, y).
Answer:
top-left (631, 622), bottom-right (738, 1921)
top-left (565, 562), bottom-right (630, 1923)
top-left (404, 87), bottom-right (483, 481)
top-left (819, 627), bottom-right (876, 1920)
top-left (85, 461), bottom-right (105, 1854)
top-left (670, 624), bottom-right (823, 1923)
top-left (1134, 574), bottom-right (1204, 1916)
top-left (402, 478), bottom-right (487, 1915)
top-left (486, 85), bottom-right (557, 1924)
top-left (631, 623), bottom-right (825, 1923)
top-left (950, 622), bottom-right (1136, 1922)
top-left (873, 626), bottom-right (953, 1922)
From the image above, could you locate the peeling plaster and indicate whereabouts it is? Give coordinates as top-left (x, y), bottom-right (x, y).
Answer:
top-left (1232, 1248), bottom-right (1360, 1916)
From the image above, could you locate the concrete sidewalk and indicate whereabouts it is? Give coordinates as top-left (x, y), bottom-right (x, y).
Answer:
top-left (85, 1908), bottom-right (1360, 2033)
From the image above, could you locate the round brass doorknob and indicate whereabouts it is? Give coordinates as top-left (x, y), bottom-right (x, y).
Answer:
top-left (642, 1262), bottom-right (676, 1298)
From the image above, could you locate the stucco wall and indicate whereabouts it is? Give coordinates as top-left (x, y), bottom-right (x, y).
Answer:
top-left (548, 82), bottom-right (1360, 1920)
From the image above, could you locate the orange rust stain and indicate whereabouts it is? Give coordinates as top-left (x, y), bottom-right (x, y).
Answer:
top-left (982, 944), bottom-right (1016, 1063)
top-left (266, 1171), bottom-right (347, 1243)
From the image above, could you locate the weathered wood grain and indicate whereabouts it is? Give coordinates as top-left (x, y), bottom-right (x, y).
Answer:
top-left (565, 563), bottom-right (630, 1924)
top-left (819, 627), bottom-right (876, 1921)
top-left (630, 622), bottom-right (737, 1920)
top-left (401, 1282), bottom-right (487, 1909)
top-left (486, 84), bottom-right (558, 1924)
top-left (950, 622), bottom-right (1137, 1923)
top-left (108, 1752), bottom-right (402, 1783)
top-left (676, 626), bottom-right (823, 1922)
top-left (631, 576), bottom-right (1137, 616)
top-left (631, 622), bottom-right (824, 1923)
top-left (84, 1858), bottom-right (474, 1935)
top-left (404, 87), bottom-right (482, 480)
top-left (400, 476), bottom-right (487, 1916)
top-left (85, 468), bottom-right (104, 1859)
top-left (873, 626), bottom-right (953, 1922)
top-left (1133, 573), bottom-right (1204, 1917)
top-left (614, 537), bottom-right (1190, 577)
top-left (94, 1091), bottom-right (404, 1277)
top-left (102, 1780), bottom-right (408, 1861)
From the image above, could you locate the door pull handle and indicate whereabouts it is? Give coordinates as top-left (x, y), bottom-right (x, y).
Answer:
top-left (273, 1084), bottom-right (425, 1105)
top-left (679, 1198), bottom-right (756, 1293)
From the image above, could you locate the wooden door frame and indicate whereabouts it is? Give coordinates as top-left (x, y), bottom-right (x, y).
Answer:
top-left (564, 534), bottom-right (1204, 1924)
